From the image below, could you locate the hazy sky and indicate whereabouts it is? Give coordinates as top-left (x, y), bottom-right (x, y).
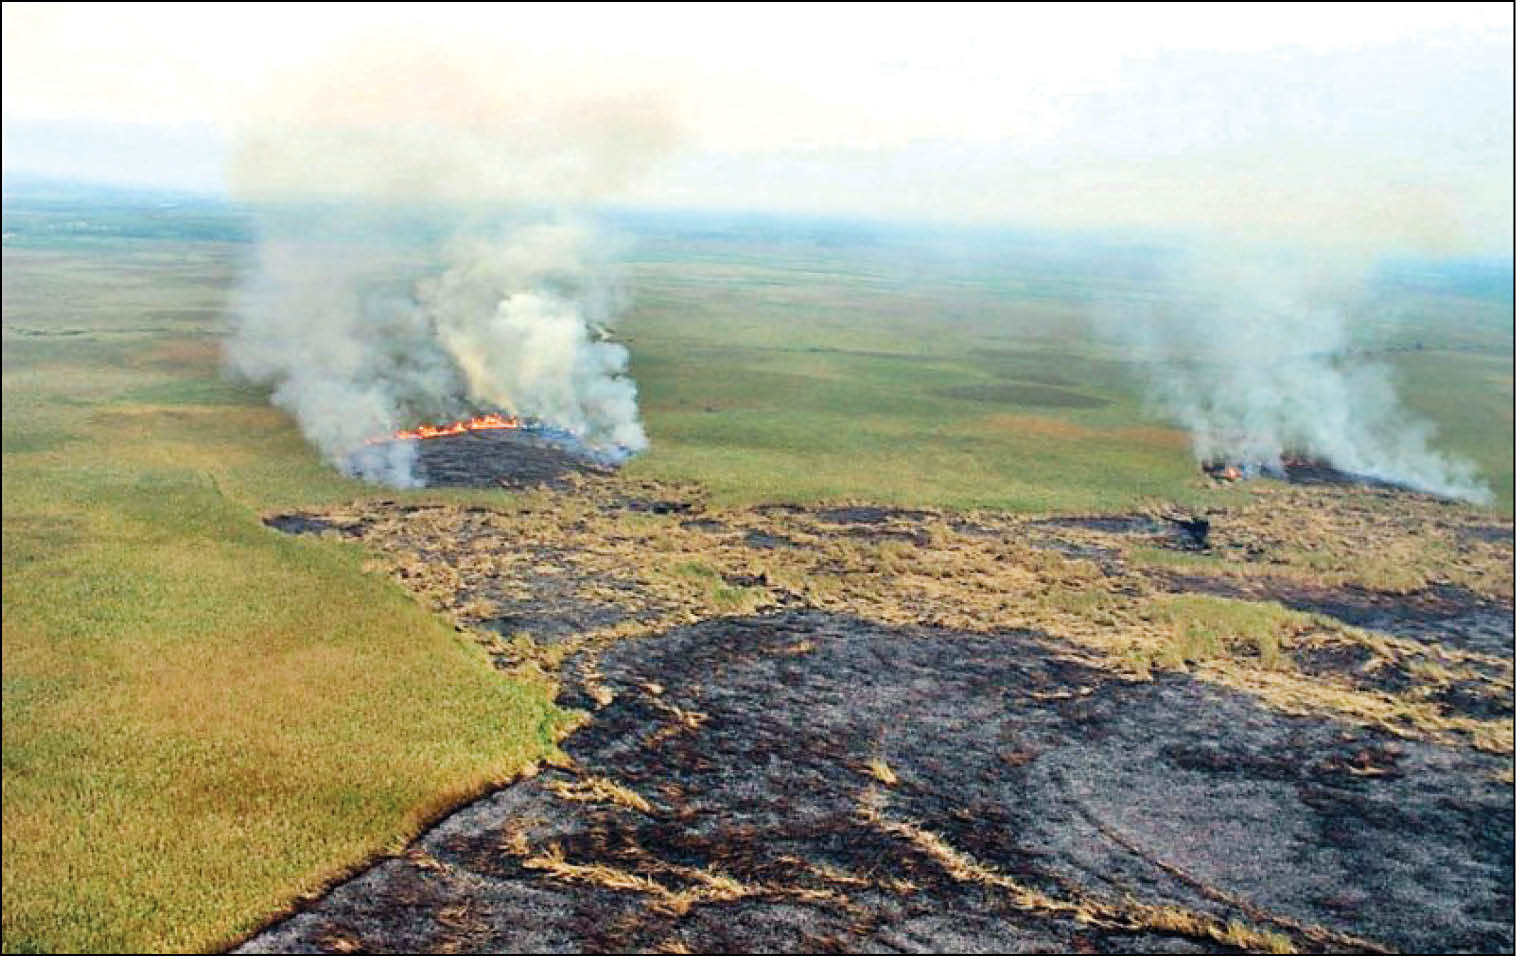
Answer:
top-left (3, 2), bottom-right (1511, 252)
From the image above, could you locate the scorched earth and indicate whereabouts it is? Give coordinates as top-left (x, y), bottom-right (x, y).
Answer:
top-left (249, 436), bottom-right (1513, 954)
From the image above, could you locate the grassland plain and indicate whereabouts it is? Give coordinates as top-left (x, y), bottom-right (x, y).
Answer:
top-left (614, 213), bottom-right (1514, 512)
top-left (1, 195), bottom-right (1512, 953)
top-left (1, 237), bottom-right (570, 953)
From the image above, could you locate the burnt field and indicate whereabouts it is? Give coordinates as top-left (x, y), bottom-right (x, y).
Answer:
top-left (367, 429), bottom-right (617, 490)
top-left (248, 451), bottom-right (1514, 955)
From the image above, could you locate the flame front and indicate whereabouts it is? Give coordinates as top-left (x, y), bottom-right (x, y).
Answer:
top-left (369, 413), bottom-right (521, 444)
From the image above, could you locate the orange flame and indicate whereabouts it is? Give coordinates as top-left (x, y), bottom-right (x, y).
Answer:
top-left (369, 413), bottom-right (521, 444)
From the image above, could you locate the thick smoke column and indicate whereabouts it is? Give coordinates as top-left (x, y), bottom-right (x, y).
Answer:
top-left (422, 226), bottom-right (646, 453)
top-left (1106, 248), bottom-right (1492, 504)
top-left (220, 47), bottom-right (671, 486)
top-left (227, 220), bottom-right (646, 486)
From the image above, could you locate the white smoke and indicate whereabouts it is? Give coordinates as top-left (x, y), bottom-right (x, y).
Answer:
top-left (1104, 247), bottom-right (1492, 504)
top-left (226, 219), bottom-right (647, 486)
top-left (220, 45), bottom-right (671, 486)
top-left (420, 225), bottom-right (647, 453)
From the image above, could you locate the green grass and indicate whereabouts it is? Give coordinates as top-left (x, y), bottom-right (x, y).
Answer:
top-left (618, 244), bottom-right (1511, 514)
top-left (622, 319), bottom-right (1210, 511)
top-left (1388, 349), bottom-right (1515, 510)
top-left (2, 245), bottom-right (569, 953)
top-left (1139, 594), bottom-right (1310, 670)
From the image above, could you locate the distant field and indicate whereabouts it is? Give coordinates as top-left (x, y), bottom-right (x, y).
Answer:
top-left (2, 192), bottom-right (1511, 952)
top-left (614, 212), bottom-right (1513, 513)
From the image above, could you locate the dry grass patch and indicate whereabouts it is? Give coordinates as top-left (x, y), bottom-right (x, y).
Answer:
top-left (1126, 484), bottom-right (1513, 601)
top-left (864, 757), bottom-right (899, 786)
top-left (547, 775), bottom-right (655, 815)
top-left (857, 796), bottom-right (1295, 953)
top-left (322, 477), bottom-right (1509, 756)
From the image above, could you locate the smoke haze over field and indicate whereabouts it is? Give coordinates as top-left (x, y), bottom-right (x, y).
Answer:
top-left (4, 5), bottom-right (1510, 492)
top-left (1102, 248), bottom-right (1494, 503)
top-left (4, 4), bottom-right (1510, 252)
top-left (226, 221), bottom-right (647, 485)
top-left (221, 52), bottom-right (668, 485)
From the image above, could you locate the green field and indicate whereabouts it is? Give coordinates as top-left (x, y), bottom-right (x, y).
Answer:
top-left (616, 213), bottom-right (1513, 511)
top-left (3, 193), bottom-right (1511, 952)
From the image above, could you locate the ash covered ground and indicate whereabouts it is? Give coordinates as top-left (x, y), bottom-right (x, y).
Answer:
top-left (252, 449), bottom-right (1513, 954)
top-left (364, 429), bottom-right (617, 490)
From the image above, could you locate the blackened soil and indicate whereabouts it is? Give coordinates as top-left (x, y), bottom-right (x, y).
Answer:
top-left (379, 430), bottom-right (614, 489)
top-left (1205, 460), bottom-right (1416, 493)
top-left (1158, 573), bottom-right (1514, 720)
top-left (265, 505), bottom-right (668, 651)
top-left (1164, 573), bottom-right (1516, 660)
top-left (262, 514), bottom-right (348, 537)
top-left (743, 529), bottom-right (797, 549)
top-left (1290, 640), bottom-right (1416, 695)
top-left (625, 499), bottom-right (698, 515)
top-left (462, 542), bottom-right (668, 650)
top-left (815, 505), bottom-right (933, 525)
top-left (481, 601), bottom-right (631, 646)
top-left (1282, 460), bottom-right (1408, 491)
top-left (1032, 513), bottom-right (1212, 555)
top-left (1463, 524), bottom-right (1515, 546)
top-left (238, 612), bottom-right (1511, 955)
top-left (1033, 514), bottom-right (1166, 535)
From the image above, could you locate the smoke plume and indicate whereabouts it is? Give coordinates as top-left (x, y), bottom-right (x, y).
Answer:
top-left (1104, 247), bottom-right (1492, 504)
top-left (221, 48), bottom-right (671, 486)
top-left (228, 220), bottom-right (646, 486)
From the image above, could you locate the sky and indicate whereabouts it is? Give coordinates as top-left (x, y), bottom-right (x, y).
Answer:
top-left (3, 2), bottom-right (1512, 253)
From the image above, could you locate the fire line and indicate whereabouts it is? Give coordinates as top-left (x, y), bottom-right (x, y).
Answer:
top-left (368, 413), bottom-right (521, 444)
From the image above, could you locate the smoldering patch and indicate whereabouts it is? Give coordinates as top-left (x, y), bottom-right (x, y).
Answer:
top-left (369, 428), bottom-right (617, 490)
top-left (224, 218), bottom-right (649, 490)
top-left (1097, 248), bottom-right (1494, 506)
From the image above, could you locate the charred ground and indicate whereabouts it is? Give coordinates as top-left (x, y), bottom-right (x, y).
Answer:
top-left (380, 429), bottom-right (617, 490)
top-left (249, 459), bottom-right (1513, 954)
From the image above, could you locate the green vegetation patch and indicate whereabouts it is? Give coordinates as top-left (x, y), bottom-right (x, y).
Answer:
top-left (620, 233), bottom-right (1512, 515)
top-left (120, 377), bottom-right (272, 407)
top-left (2, 244), bottom-right (564, 953)
top-left (1140, 594), bottom-right (1312, 671)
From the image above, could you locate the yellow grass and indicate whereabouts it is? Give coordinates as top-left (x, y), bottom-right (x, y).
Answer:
top-left (857, 797), bottom-right (1296, 953)
top-left (331, 480), bottom-right (1512, 756)
top-left (865, 757), bottom-right (899, 786)
top-left (547, 775), bottom-right (655, 815)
